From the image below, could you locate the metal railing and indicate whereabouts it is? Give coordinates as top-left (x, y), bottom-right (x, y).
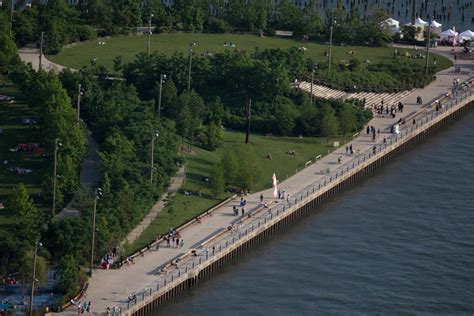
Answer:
top-left (112, 83), bottom-right (473, 315)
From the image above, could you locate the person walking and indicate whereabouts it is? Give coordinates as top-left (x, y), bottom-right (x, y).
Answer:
top-left (180, 239), bottom-right (184, 249)
top-left (241, 207), bottom-right (245, 216)
top-left (260, 194), bottom-right (263, 203)
top-left (383, 136), bottom-right (387, 145)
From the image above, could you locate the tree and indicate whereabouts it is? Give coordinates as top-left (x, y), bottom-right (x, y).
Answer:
top-left (141, 0), bottom-right (166, 26)
top-left (19, 251), bottom-right (48, 287)
top-left (320, 104), bottom-right (340, 142)
top-left (56, 254), bottom-right (83, 296)
top-left (0, 32), bottom-right (19, 72)
top-left (221, 148), bottom-right (238, 185)
top-left (210, 163), bottom-right (225, 198)
top-left (339, 103), bottom-right (357, 137)
top-left (272, 96), bottom-right (297, 135)
top-left (8, 184), bottom-right (42, 246)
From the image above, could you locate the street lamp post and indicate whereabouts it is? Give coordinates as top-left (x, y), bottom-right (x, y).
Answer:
top-left (328, 20), bottom-right (334, 70)
top-left (52, 138), bottom-right (61, 217)
top-left (147, 14), bottom-right (153, 55)
top-left (187, 42), bottom-right (196, 92)
top-left (39, 32), bottom-right (44, 71)
top-left (77, 83), bottom-right (83, 125)
top-left (425, 18), bottom-right (432, 76)
top-left (157, 74), bottom-right (166, 117)
top-left (310, 63), bottom-right (317, 104)
top-left (29, 240), bottom-right (42, 316)
top-left (150, 130), bottom-right (159, 184)
top-left (90, 188), bottom-right (101, 275)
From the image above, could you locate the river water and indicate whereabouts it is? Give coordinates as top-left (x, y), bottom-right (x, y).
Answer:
top-left (157, 109), bottom-right (474, 315)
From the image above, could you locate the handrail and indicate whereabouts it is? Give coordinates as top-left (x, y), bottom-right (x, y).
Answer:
top-left (112, 81), bottom-right (473, 315)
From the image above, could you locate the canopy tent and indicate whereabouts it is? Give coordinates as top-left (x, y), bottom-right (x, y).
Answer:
top-left (429, 20), bottom-right (443, 36)
top-left (430, 20), bottom-right (442, 28)
top-left (385, 18), bottom-right (400, 28)
top-left (415, 17), bottom-right (428, 25)
top-left (440, 29), bottom-right (459, 45)
top-left (459, 30), bottom-right (474, 42)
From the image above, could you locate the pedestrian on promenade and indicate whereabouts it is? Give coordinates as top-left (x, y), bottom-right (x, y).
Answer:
top-left (366, 126), bottom-right (370, 134)
top-left (241, 207), bottom-right (245, 216)
top-left (338, 156), bottom-right (342, 164)
top-left (287, 193), bottom-right (290, 204)
top-left (175, 238), bottom-right (179, 248)
top-left (373, 146), bottom-right (377, 154)
top-left (166, 237), bottom-right (170, 247)
top-left (413, 118), bottom-right (416, 125)
top-left (345, 145), bottom-right (349, 154)
top-left (349, 144), bottom-right (353, 155)
top-left (383, 136), bottom-right (387, 145)
top-left (260, 194), bottom-right (263, 203)
top-left (106, 307), bottom-right (111, 316)
top-left (180, 239), bottom-right (184, 249)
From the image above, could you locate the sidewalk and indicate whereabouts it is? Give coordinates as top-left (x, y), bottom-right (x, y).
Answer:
top-left (125, 165), bottom-right (186, 244)
top-left (68, 50), bottom-right (473, 315)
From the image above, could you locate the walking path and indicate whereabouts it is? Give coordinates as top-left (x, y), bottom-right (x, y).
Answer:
top-left (59, 49), bottom-right (473, 315)
top-left (298, 81), bottom-right (415, 108)
top-left (125, 166), bottom-right (186, 244)
top-left (18, 44), bottom-right (67, 72)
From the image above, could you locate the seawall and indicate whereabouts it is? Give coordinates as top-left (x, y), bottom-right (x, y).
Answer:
top-left (116, 90), bottom-right (473, 316)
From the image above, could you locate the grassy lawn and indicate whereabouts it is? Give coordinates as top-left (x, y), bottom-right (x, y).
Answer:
top-left (128, 130), bottom-right (343, 253)
top-left (48, 33), bottom-right (451, 72)
top-left (0, 82), bottom-right (48, 229)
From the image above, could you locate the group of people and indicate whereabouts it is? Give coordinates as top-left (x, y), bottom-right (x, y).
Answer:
top-left (101, 254), bottom-right (114, 269)
top-left (164, 229), bottom-right (184, 249)
top-left (75, 301), bottom-right (91, 316)
top-left (345, 144), bottom-right (355, 155)
top-left (374, 102), bottom-right (403, 118)
top-left (416, 95), bottom-right (424, 105)
top-left (366, 125), bottom-right (381, 142)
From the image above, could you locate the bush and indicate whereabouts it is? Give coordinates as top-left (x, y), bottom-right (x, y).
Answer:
top-left (205, 18), bottom-right (231, 34)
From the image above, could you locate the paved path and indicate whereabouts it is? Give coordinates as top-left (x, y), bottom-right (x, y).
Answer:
top-left (61, 49), bottom-right (473, 315)
top-left (125, 166), bottom-right (186, 244)
top-left (18, 44), bottom-right (67, 72)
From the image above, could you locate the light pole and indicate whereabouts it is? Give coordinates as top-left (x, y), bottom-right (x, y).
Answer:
top-left (310, 63), bottom-right (317, 104)
top-left (150, 130), bottom-right (159, 184)
top-left (147, 14), bottom-right (153, 55)
top-left (52, 138), bottom-right (61, 217)
top-left (157, 74), bottom-right (166, 117)
top-left (328, 19), bottom-right (335, 70)
top-left (77, 83), bottom-right (83, 125)
top-left (425, 18), bottom-right (432, 76)
top-left (90, 188), bottom-right (101, 275)
top-left (29, 240), bottom-right (42, 316)
top-left (187, 42), bottom-right (196, 92)
top-left (39, 32), bottom-right (44, 71)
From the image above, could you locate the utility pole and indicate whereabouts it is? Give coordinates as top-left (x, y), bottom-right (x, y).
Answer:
top-left (52, 138), bottom-right (60, 217)
top-left (425, 19), bottom-right (431, 76)
top-left (90, 188), bottom-right (101, 275)
top-left (245, 98), bottom-right (251, 144)
top-left (187, 42), bottom-right (196, 92)
top-left (77, 83), bottom-right (82, 125)
top-left (157, 74), bottom-right (166, 117)
top-left (147, 14), bottom-right (153, 55)
top-left (39, 32), bottom-right (44, 71)
top-left (29, 240), bottom-right (41, 316)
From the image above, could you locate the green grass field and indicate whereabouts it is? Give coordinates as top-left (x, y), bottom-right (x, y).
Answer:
top-left (128, 130), bottom-right (343, 253)
top-left (0, 82), bottom-right (48, 228)
top-left (48, 33), bottom-right (451, 71)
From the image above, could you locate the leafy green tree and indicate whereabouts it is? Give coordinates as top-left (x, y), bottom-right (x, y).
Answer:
top-left (56, 254), bottom-right (83, 296)
top-left (0, 32), bottom-right (19, 72)
top-left (221, 148), bottom-right (238, 185)
top-left (8, 184), bottom-right (42, 246)
top-left (272, 96), bottom-right (298, 135)
top-left (19, 251), bottom-right (48, 287)
top-left (204, 122), bottom-right (223, 150)
top-left (320, 104), bottom-right (340, 142)
top-left (339, 103), bottom-right (357, 137)
top-left (142, 0), bottom-right (166, 26)
top-left (210, 163), bottom-right (225, 198)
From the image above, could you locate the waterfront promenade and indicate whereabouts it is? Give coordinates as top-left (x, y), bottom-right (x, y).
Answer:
top-left (61, 51), bottom-right (473, 315)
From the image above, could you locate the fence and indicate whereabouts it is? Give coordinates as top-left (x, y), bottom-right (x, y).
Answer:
top-left (112, 84), bottom-right (473, 316)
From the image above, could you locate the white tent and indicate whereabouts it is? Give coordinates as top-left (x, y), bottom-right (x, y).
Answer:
top-left (430, 20), bottom-right (442, 28)
top-left (429, 20), bottom-right (443, 36)
top-left (415, 17), bottom-right (428, 25)
top-left (385, 18), bottom-right (400, 28)
top-left (440, 29), bottom-right (458, 38)
top-left (459, 30), bottom-right (474, 42)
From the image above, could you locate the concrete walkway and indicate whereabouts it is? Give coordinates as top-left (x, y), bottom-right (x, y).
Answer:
top-left (125, 166), bottom-right (186, 244)
top-left (61, 49), bottom-right (473, 315)
top-left (18, 44), bottom-right (67, 72)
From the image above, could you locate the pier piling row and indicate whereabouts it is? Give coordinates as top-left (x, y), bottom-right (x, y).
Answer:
top-left (123, 92), bottom-right (473, 316)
